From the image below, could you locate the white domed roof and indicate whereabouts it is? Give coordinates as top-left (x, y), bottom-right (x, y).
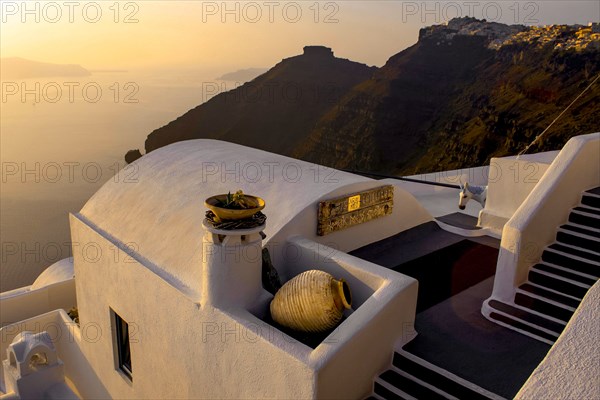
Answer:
top-left (77, 140), bottom-right (371, 294)
top-left (31, 258), bottom-right (74, 290)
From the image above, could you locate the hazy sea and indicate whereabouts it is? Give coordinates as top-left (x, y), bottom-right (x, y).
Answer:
top-left (1, 70), bottom-right (229, 291)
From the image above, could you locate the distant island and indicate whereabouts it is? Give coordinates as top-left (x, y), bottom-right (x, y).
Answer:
top-left (89, 69), bottom-right (128, 73)
top-left (0, 58), bottom-right (91, 79)
top-left (126, 19), bottom-right (600, 174)
top-left (216, 68), bottom-right (268, 82)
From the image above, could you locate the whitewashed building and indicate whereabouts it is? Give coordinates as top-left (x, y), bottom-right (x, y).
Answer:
top-left (1, 133), bottom-right (599, 399)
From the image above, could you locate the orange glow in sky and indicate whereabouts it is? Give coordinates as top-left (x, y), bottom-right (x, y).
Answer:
top-left (1, 1), bottom-right (599, 70)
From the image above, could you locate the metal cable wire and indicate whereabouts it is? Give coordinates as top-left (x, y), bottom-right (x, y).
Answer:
top-left (517, 72), bottom-right (600, 159)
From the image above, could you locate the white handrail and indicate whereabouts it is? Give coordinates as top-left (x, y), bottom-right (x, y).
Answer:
top-left (490, 133), bottom-right (600, 303)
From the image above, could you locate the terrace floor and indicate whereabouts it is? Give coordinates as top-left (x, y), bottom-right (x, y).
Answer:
top-left (351, 220), bottom-right (550, 399)
top-left (405, 277), bottom-right (550, 398)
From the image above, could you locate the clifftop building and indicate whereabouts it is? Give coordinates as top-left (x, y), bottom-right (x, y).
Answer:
top-left (419, 17), bottom-right (600, 51)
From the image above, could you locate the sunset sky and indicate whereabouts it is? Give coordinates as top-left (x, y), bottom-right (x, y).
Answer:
top-left (1, 1), bottom-right (599, 71)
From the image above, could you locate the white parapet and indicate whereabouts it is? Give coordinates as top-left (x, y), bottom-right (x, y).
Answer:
top-left (0, 310), bottom-right (108, 399)
top-left (516, 281), bottom-right (600, 399)
top-left (478, 152), bottom-right (556, 235)
top-left (490, 132), bottom-right (600, 303)
top-left (0, 258), bottom-right (76, 328)
top-left (282, 236), bottom-right (418, 399)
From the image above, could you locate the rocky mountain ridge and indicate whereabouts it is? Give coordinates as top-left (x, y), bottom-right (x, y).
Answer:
top-left (126, 18), bottom-right (599, 175)
top-left (138, 46), bottom-right (375, 159)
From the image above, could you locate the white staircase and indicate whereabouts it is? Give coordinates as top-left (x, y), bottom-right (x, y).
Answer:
top-left (484, 187), bottom-right (600, 344)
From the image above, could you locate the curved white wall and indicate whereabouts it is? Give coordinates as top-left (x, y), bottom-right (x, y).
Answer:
top-left (268, 182), bottom-right (433, 280)
top-left (406, 165), bottom-right (490, 187)
top-left (0, 259), bottom-right (76, 328)
top-left (491, 133), bottom-right (600, 302)
top-left (479, 153), bottom-right (556, 235)
top-left (516, 281), bottom-right (600, 399)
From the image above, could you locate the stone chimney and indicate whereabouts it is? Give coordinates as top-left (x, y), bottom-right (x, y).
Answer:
top-left (3, 331), bottom-right (69, 399)
top-left (200, 220), bottom-right (268, 312)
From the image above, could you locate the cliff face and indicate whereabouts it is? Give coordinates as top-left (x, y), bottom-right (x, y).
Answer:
top-left (405, 45), bottom-right (599, 174)
top-left (293, 34), bottom-right (494, 172)
top-left (130, 19), bottom-right (600, 175)
top-left (143, 46), bottom-right (376, 156)
top-left (295, 20), bottom-right (600, 174)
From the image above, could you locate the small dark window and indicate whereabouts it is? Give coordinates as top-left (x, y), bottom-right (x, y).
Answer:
top-left (114, 312), bottom-right (132, 380)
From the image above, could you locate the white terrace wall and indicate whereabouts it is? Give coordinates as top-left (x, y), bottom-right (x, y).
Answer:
top-left (0, 280), bottom-right (75, 328)
top-left (268, 183), bottom-right (432, 280)
top-left (406, 165), bottom-right (490, 187)
top-left (516, 281), bottom-right (600, 400)
top-left (0, 309), bottom-right (109, 399)
top-left (491, 133), bottom-right (600, 302)
top-left (284, 236), bottom-right (418, 399)
top-left (0, 259), bottom-right (76, 328)
top-left (479, 152), bottom-right (556, 234)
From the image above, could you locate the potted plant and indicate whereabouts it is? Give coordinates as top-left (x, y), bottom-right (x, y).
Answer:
top-left (205, 190), bottom-right (265, 221)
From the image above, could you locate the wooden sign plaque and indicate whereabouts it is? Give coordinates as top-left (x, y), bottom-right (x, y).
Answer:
top-left (317, 185), bottom-right (394, 236)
